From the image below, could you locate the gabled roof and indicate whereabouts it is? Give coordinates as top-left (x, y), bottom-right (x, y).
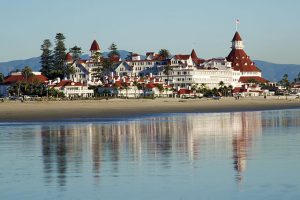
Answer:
top-left (174, 55), bottom-right (190, 60)
top-left (113, 61), bottom-right (132, 71)
top-left (90, 40), bottom-right (100, 51)
top-left (191, 49), bottom-right (198, 60)
top-left (232, 32), bottom-right (242, 41)
top-left (190, 49), bottom-right (205, 65)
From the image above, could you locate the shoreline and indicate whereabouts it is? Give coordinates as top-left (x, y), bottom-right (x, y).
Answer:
top-left (0, 97), bottom-right (299, 123)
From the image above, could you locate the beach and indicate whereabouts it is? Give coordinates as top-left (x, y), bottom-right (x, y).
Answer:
top-left (0, 96), bottom-right (299, 122)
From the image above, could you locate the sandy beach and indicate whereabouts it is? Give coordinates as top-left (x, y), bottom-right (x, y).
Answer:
top-left (0, 97), bottom-right (299, 122)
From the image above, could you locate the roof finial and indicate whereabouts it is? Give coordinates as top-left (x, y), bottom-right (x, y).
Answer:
top-left (235, 19), bottom-right (240, 31)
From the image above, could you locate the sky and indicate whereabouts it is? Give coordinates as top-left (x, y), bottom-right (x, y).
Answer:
top-left (0, 0), bottom-right (300, 64)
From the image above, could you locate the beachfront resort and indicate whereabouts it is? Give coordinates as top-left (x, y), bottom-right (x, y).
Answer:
top-left (1, 31), bottom-right (299, 99)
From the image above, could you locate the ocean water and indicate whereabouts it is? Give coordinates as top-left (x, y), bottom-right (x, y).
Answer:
top-left (0, 109), bottom-right (300, 200)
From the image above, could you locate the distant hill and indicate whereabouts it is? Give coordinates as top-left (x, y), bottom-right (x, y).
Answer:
top-left (254, 60), bottom-right (300, 82)
top-left (0, 57), bottom-right (41, 76)
top-left (1, 52), bottom-right (299, 82)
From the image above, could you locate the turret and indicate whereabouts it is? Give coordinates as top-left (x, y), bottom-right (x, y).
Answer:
top-left (231, 32), bottom-right (244, 50)
top-left (90, 40), bottom-right (101, 56)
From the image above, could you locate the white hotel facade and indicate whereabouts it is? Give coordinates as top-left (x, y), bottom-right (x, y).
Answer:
top-left (65, 31), bottom-right (267, 90)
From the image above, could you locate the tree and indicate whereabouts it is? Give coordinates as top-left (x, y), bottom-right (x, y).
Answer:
top-left (121, 82), bottom-right (129, 98)
top-left (162, 65), bottom-right (173, 84)
top-left (22, 66), bottom-right (34, 83)
top-left (218, 81), bottom-right (225, 96)
top-left (279, 74), bottom-right (290, 89)
top-left (40, 39), bottom-right (54, 78)
top-left (69, 45), bottom-right (82, 60)
top-left (156, 84), bottom-right (164, 95)
top-left (158, 49), bottom-right (170, 60)
top-left (108, 43), bottom-right (120, 58)
top-left (0, 72), bottom-right (4, 83)
top-left (279, 74), bottom-right (290, 100)
top-left (53, 33), bottom-right (67, 78)
top-left (101, 58), bottom-right (113, 76)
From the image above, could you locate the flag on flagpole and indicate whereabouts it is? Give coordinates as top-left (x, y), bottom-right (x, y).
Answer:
top-left (235, 19), bottom-right (240, 31)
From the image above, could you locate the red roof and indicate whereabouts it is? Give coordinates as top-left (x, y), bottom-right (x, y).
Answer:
top-left (178, 89), bottom-right (192, 95)
top-left (238, 76), bottom-right (269, 83)
top-left (232, 32), bottom-right (242, 41)
top-left (90, 40), bottom-right (100, 51)
top-left (227, 49), bottom-right (261, 72)
top-left (55, 80), bottom-right (84, 87)
top-left (110, 55), bottom-right (121, 63)
top-left (191, 49), bottom-right (198, 60)
top-left (65, 53), bottom-right (73, 61)
top-left (190, 49), bottom-right (204, 65)
top-left (4, 74), bottom-right (48, 84)
top-left (175, 55), bottom-right (190, 60)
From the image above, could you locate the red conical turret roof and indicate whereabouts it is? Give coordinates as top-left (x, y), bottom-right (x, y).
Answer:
top-left (65, 52), bottom-right (73, 61)
top-left (90, 40), bottom-right (100, 51)
top-left (191, 49), bottom-right (198, 60)
top-left (227, 32), bottom-right (261, 72)
top-left (232, 32), bottom-right (242, 41)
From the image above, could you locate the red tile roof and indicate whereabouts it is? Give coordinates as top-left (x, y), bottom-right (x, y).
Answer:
top-left (227, 49), bottom-right (261, 72)
top-left (65, 53), bottom-right (73, 61)
top-left (175, 55), bottom-right (190, 60)
top-left (238, 76), bottom-right (269, 83)
top-left (90, 40), bottom-right (100, 51)
top-left (4, 74), bottom-right (48, 84)
top-left (190, 49), bottom-right (204, 65)
top-left (232, 32), bottom-right (242, 41)
top-left (55, 80), bottom-right (84, 87)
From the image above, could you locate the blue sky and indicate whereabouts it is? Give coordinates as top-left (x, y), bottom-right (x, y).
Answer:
top-left (0, 0), bottom-right (300, 64)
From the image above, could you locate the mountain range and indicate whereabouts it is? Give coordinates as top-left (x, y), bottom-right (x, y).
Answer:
top-left (0, 51), bottom-right (299, 82)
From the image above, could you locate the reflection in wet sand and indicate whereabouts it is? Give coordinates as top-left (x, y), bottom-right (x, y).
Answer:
top-left (39, 111), bottom-right (275, 187)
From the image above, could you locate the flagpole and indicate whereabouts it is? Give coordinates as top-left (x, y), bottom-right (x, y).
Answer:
top-left (235, 19), bottom-right (240, 32)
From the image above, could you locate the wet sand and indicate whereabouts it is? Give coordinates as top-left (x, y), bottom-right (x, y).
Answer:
top-left (0, 97), bottom-right (299, 122)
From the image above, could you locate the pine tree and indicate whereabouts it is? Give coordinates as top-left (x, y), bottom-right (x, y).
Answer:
top-left (53, 33), bottom-right (67, 78)
top-left (40, 39), bottom-right (54, 79)
top-left (69, 45), bottom-right (82, 60)
top-left (108, 43), bottom-right (120, 58)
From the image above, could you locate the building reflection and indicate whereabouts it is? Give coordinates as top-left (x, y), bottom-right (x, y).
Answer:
top-left (40, 111), bottom-right (270, 187)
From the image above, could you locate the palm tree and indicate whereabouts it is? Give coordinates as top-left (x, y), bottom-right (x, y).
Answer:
top-left (156, 84), bottom-right (164, 97)
top-left (22, 66), bottom-right (33, 83)
top-left (158, 49), bottom-right (170, 60)
top-left (228, 85), bottom-right (233, 96)
top-left (162, 65), bottom-right (173, 84)
top-left (279, 74), bottom-right (290, 100)
top-left (133, 81), bottom-right (138, 98)
top-left (121, 82), bottom-right (129, 98)
top-left (218, 81), bottom-right (225, 96)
